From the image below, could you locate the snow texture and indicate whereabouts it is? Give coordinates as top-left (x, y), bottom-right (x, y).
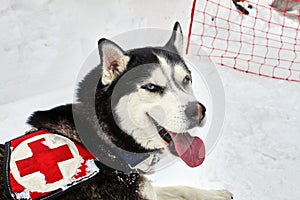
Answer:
top-left (0, 1), bottom-right (299, 200)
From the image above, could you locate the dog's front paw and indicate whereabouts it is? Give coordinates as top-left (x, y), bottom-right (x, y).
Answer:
top-left (196, 189), bottom-right (233, 200)
top-left (155, 186), bottom-right (232, 200)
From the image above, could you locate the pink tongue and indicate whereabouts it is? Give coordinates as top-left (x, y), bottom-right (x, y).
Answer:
top-left (169, 132), bottom-right (205, 167)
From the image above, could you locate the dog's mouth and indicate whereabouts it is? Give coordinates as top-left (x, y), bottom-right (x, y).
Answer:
top-left (151, 118), bottom-right (205, 168)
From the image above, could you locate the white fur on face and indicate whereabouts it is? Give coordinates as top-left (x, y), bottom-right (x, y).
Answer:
top-left (174, 64), bottom-right (193, 93)
top-left (115, 93), bottom-right (167, 150)
top-left (113, 56), bottom-right (198, 150)
top-left (156, 55), bottom-right (172, 77)
top-left (157, 56), bottom-right (192, 91)
top-left (146, 67), bottom-right (168, 88)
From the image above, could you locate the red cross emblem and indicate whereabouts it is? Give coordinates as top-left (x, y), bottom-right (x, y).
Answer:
top-left (10, 133), bottom-right (81, 193)
top-left (15, 138), bottom-right (74, 184)
top-left (5, 130), bottom-right (100, 200)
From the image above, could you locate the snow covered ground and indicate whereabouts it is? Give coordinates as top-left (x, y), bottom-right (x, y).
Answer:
top-left (0, 1), bottom-right (299, 200)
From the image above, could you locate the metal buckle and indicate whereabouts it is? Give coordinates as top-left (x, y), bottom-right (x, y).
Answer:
top-left (130, 154), bottom-right (160, 173)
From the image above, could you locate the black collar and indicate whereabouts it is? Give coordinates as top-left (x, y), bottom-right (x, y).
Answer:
top-left (115, 150), bottom-right (161, 173)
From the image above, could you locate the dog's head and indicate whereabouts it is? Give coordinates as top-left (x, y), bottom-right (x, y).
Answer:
top-left (80, 22), bottom-right (206, 167)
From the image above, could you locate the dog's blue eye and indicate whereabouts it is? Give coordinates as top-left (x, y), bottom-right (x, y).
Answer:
top-left (147, 84), bottom-right (155, 90)
top-left (183, 75), bottom-right (191, 85)
top-left (141, 83), bottom-right (164, 93)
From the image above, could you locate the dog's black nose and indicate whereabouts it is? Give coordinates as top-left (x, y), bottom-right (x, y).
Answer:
top-left (185, 102), bottom-right (206, 121)
top-left (199, 103), bottom-right (206, 116)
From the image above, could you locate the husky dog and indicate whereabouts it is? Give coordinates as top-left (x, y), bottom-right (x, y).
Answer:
top-left (0, 22), bottom-right (232, 200)
top-left (271, 0), bottom-right (300, 12)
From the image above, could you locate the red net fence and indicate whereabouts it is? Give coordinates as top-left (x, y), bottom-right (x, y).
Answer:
top-left (186, 0), bottom-right (300, 82)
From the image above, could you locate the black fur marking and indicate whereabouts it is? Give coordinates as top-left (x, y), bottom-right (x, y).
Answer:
top-left (55, 170), bottom-right (145, 200)
top-left (27, 104), bottom-right (74, 128)
top-left (171, 62), bottom-right (192, 94)
top-left (27, 104), bottom-right (80, 142)
top-left (0, 144), bottom-right (8, 200)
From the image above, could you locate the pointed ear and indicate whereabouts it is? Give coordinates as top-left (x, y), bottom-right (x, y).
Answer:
top-left (165, 22), bottom-right (184, 56)
top-left (98, 39), bottom-right (130, 85)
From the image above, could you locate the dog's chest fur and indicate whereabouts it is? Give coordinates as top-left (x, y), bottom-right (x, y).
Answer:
top-left (0, 144), bottom-right (7, 199)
